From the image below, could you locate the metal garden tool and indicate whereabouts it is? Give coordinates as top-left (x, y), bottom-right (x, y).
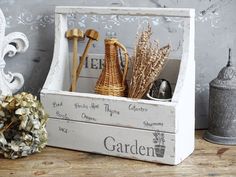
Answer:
top-left (65, 28), bottom-right (84, 92)
top-left (69, 29), bottom-right (99, 91)
top-left (147, 79), bottom-right (172, 101)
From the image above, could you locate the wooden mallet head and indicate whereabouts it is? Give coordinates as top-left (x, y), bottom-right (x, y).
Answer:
top-left (65, 28), bottom-right (84, 40)
top-left (85, 29), bottom-right (99, 41)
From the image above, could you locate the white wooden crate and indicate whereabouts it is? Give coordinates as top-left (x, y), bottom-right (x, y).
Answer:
top-left (40, 6), bottom-right (195, 165)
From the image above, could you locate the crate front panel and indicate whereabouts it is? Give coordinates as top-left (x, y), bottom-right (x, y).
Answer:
top-left (46, 118), bottom-right (177, 165)
top-left (41, 91), bottom-right (176, 133)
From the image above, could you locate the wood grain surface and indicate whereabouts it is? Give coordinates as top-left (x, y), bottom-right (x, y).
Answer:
top-left (0, 131), bottom-right (235, 177)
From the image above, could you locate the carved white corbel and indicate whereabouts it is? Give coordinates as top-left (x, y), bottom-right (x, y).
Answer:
top-left (0, 9), bottom-right (29, 96)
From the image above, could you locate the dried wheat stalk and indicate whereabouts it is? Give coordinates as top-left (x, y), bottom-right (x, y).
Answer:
top-left (128, 25), bottom-right (171, 99)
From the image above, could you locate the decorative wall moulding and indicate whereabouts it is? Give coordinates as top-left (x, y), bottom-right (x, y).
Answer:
top-left (0, 9), bottom-right (29, 97)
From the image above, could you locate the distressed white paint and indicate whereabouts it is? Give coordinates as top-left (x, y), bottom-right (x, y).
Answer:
top-left (46, 118), bottom-right (177, 165)
top-left (172, 13), bottom-right (195, 102)
top-left (41, 6), bottom-right (195, 165)
top-left (0, 9), bottom-right (29, 96)
top-left (56, 6), bottom-right (195, 18)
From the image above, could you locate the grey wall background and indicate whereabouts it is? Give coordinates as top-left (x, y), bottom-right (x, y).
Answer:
top-left (0, 0), bottom-right (236, 128)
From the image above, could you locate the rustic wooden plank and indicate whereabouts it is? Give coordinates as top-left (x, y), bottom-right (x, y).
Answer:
top-left (0, 131), bottom-right (235, 177)
top-left (175, 58), bottom-right (195, 164)
top-left (41, 90), bottom-right (176, 133)
top-left (172, 15), bottom-right (195, 102)
top-left (42, 13), bottom-right (70, 91)
top-left (45, 118), bottom-right (177, 165)
top-left (55, 6), bottom-right (195, 18)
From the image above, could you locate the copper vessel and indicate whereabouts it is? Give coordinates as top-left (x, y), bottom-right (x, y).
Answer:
top-left (95, 38), bottom-right (129, 96)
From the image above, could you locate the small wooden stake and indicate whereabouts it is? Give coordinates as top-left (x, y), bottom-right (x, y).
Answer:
top-left (69, 29), bottom-right (99, 91)
top-left (65, 29), bottom-right (84, 92)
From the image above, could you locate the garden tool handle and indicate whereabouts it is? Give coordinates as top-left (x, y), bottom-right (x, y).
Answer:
top-left (115, 41), bottom-right (129, 85)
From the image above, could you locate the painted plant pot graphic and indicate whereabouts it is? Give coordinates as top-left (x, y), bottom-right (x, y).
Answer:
top-left (153, 131), bottom-right (166, 158)
top-left (154, 145), bottom-right (165, 158)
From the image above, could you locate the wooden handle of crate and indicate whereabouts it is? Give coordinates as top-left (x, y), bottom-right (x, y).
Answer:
top-left (115, 41), bottom-right (129, 85)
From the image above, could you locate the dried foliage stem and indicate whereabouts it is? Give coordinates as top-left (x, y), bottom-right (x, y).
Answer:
top-left (128, 25), bottom-right (171, 99)
top-left (129, 27), bottom-right (152, 96)
top-left (0, 120), bottom-right (14, 133)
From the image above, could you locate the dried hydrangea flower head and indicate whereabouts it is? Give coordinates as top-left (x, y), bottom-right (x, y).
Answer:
top-left (0, 92), bottom-right (48, 159)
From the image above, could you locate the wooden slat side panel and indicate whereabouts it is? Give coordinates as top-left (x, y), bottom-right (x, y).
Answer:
top-left (41, 91), bottom-right (176, 133)
top-left (55, 6), bottom-right (195, 18)
top-left (175, 58), bottom-right (195, 164)
top-left (42, 14), bottom-right (70, 91)
top-left (172, 14), bottom-right (195, 102)
top-left (46, 118), bottom-right (176, 165)
top-left (174, 15), bottom-right (195, 164)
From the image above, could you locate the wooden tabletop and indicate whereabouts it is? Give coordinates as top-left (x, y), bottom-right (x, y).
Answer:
top-left (0, 131), bottom-right (236, 177)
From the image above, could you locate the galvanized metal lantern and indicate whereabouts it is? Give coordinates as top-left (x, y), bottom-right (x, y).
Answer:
top-left (204, 48), bottom-right (236, 145)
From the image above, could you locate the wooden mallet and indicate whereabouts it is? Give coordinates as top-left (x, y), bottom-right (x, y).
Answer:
top-left (69, 29), bottom-right (99, 91)
top-left (65, 28), bottom-right (84, 92)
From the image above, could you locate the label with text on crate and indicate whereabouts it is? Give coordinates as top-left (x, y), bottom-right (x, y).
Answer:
top-left (42, 91), bottom-right (177, 133)
top-left (47, 118), bottom-right (176, 164)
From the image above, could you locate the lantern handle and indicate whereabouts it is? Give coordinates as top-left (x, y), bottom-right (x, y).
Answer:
top-left (227, 48), bottom-right (232, 67)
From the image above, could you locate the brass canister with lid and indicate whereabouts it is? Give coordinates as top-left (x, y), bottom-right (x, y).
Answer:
top-left (204, 48), bottom-right (236, 145)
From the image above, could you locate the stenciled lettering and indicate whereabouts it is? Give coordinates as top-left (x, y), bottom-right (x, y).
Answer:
top-left (84, 57), bottom-right (88, 68)
top-left (139, 145), bottom-right (146, 155)
top-left (128, 104), bottom-right (148, 112)
top-left (143, 121), bottom-right (164, 127)
top-left (74, 102), bottom-right (100, 111)
top-left (83, 57), bottom-right (103, 70)
top-left (146, 147), bottom-right (155, 157)
top-left (90, 58), bottom-right (104, 70)
top-left (91, 58), bottom-right (99, 69)
top-left (52, 101), bottom-right (63, 108)
top-left (58, 126), bottom-right (68, 134)
top-left (104, 104), bottom-right (120, 117)
top-left (74, 103), bottom-right (88, 109)
top-left (81, 113), bottom-right (96, 121)
top-left (104, 136), bottom-right (115, 151)
top-left (103, 136), bottom-right (164, 157)
top-left (90, 103), bottom-right (99, 110)
top-left (56, 111), bottom-right (70, 120)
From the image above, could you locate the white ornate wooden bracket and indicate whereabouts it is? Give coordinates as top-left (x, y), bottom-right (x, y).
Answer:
top-left (0, 9), bottom-right (29, 96)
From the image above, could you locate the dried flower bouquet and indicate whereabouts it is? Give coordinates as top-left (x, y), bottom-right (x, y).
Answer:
top-left (128, 25), bottom-right (171, 99)
top-left (0, 92), bottom-right (48, 159)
